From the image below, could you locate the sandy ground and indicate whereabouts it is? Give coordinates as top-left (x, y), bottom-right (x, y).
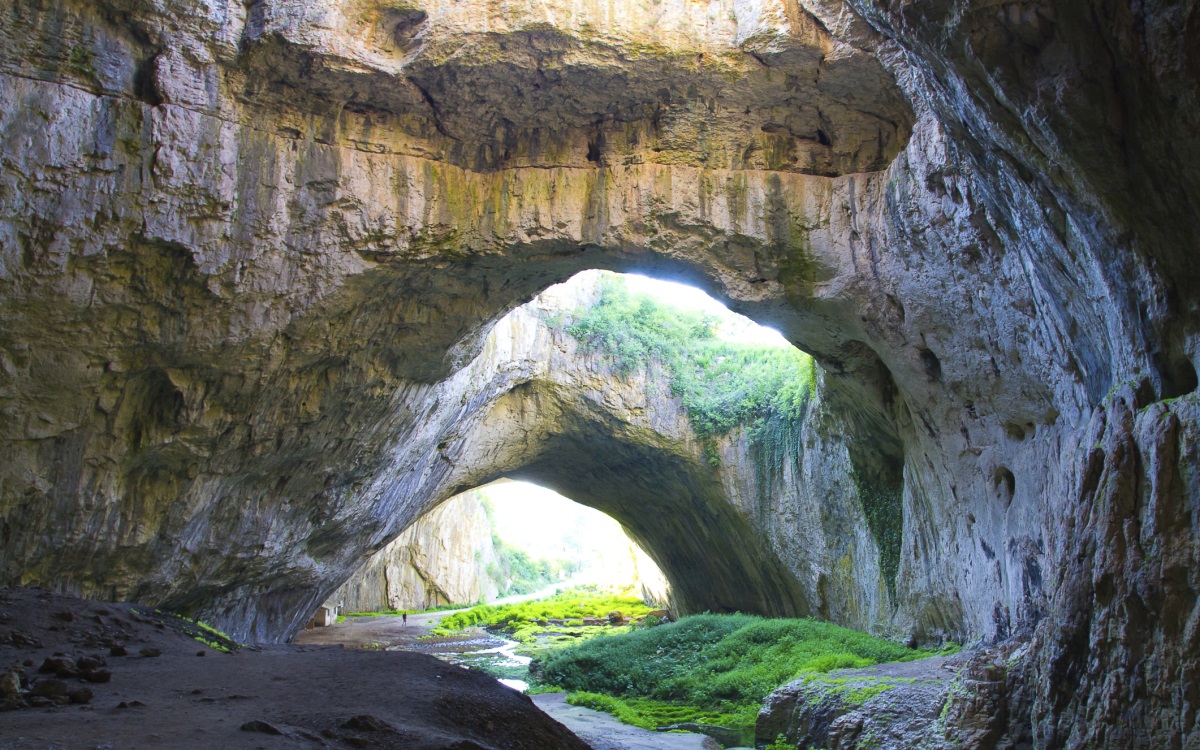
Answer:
top-left (0, 588), bottom-right (590, 750)
top-left (295, 609), bottom-right (465, 650)
top-left (298, 614), bottom-right (721, 750)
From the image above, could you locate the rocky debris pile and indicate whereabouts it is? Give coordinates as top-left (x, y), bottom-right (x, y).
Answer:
top-left (0, 588), bottom-right (213, 712)
top-left (1, 651), bottom-right (115, 709)
top-left (0, 585), bottom-right (234, 715)
top-left (756, 644), bottom-right (1034, 750)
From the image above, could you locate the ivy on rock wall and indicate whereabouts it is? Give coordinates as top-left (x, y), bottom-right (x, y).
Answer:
top-left (560, 274), bottom-right (815, 466)
top-left (851, 468), bottom-right (903, 605)
top-left (560, 274), bottom-right (903, 603)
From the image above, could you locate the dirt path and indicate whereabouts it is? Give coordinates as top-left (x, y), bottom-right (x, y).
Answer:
top-left (294, 608), bottom-right (462, 650)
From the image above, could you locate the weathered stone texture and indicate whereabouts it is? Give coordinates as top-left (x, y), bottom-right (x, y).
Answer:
top-left (756, 644), bottom-right (1034, 750)
top-left (0, 0), bottom-right (1197, 745)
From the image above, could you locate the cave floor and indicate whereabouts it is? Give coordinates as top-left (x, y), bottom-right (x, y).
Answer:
top-left (299, 612), bottom-right (721, 750)
top-left (0, 588), bottom-right (589, 750)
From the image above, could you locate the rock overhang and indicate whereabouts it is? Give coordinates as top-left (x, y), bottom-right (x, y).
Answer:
top-left (237, 0), bottom-right (915, 175)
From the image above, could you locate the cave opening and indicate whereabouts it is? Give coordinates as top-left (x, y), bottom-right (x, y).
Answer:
top-left (0, 0), bottom-right (1193, 740)
top-left (320, 478), bottom-right (669, 617)
top-left (308, 268), bottom-right (893, 634)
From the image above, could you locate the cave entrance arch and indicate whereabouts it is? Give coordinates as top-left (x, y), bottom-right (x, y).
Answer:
top-left (329, 479), bottom-right (670, 616)
top-left (329, 269), bottom-right (888, 630)
top-left (452, 271), bottom-right (815, 617)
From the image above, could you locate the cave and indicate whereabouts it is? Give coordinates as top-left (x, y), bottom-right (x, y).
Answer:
top-left (1, 0), bottom-right (1198, 746)
top-left (316, 272), bottom-right (882, 629)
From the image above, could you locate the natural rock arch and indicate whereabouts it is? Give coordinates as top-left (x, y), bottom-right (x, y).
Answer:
top-left (283, 292), bottom-right (894, 642)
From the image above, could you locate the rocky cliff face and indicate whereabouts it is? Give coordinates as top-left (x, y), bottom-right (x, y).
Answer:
top-left (429, 285), bottom-right (891, 628)
top-left (0, 0), bottom-right (1196, 745)
top-left (324, 488), bottom-right (500, 613)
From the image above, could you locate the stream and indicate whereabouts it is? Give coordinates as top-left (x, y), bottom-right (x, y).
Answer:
top-left (399, 631), bottom-right (534, 691)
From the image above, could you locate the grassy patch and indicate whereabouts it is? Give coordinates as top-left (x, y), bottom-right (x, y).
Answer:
top-left (431, 587), bottom-right (651, 644)
top-left (145, 609), bottom-right (241, 653)
top-left (535, 613), bottom-right (936, 733)
top-left (566, 692), bottom-right (759, 731)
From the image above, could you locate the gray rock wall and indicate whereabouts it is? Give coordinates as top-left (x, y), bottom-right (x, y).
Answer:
top-left (0, 0), bottom-right (1196, 744)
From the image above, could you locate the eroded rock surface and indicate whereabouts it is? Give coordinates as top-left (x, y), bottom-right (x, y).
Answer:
top-left (756, 644), bottom-right (1033, 750)
top-left (0, 0), bottom-right (1197, 745)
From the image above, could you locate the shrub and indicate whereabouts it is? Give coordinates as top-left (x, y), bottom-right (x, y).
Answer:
top-left (430, 588), bottom-right (651, 639)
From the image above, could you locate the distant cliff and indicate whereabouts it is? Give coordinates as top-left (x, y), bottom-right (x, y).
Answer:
top-left (325, 490), bottom-right (500, 613)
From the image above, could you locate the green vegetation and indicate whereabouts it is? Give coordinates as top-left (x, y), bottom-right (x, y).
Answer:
top-left (567, 691), bottom-right (757, 731)
top-left (560, 273), bottom-right (815, 470)
top-left (534, 613), bottom-right (933, 733)
top-left (765, 734), bottom-right (795, 750)
top-left (558, 274), bottom-right (913, 610)
top-left (431, 587), bottom-right (651, 643)
top-left (147, 609), bottom-right (240, 653)
top-left (853, 470), bottom-right (904, 602)
top-left (488, 533), bottom-right (581, 597)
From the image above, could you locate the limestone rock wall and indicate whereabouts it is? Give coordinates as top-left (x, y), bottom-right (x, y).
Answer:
top-left (324, 489), bottom-right (500, 613)
top-left (443, 297), bottom-right (893, 628)
top-left (0, 0), bottom-right (1197, 744)
top-left (0, 0), bottom-right (903, 634)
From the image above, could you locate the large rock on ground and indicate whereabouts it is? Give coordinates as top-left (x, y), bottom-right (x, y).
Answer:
top-left (757, 645), bottom-right (1033, 750)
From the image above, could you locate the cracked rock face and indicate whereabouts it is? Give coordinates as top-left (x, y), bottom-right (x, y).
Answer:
top-left (0, 0), bottom-right (1198, 745)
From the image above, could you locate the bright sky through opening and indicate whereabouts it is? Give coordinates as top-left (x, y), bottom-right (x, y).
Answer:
top-left (484, 479), bottom-right (661, 592)
top-left (620, 273), bottom-right (791, 347)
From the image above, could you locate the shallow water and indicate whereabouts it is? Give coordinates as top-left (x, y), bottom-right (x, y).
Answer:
top-left (389, 630), bottom-right (535, 690)
top-left (498, 678), bottom-right (530, 691)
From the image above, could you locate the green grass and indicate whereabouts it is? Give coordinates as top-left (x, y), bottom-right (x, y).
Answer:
top-left (146, 609), bottom-right (241, 653)
top-left (566, 691), bottom-right (759, 731)
top-left (430, 587), bottom-right (651, 643)
top-left (534, 613), bottom-right (937, 732)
